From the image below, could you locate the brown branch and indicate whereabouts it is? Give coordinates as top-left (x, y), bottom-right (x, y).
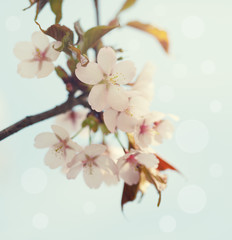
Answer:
top-left (93, 0), bottom-right (100, 26)
top-left (0, 94), bottom-right (89, 141)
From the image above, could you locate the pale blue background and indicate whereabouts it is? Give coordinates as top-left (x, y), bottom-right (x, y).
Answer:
top-left (0, 0), bottom-right (231, 239)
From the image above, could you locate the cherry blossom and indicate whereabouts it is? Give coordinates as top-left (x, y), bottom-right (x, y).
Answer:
top-left (117, 149), bottom-right (159, 185)
top-left (103, 92), bottom-right (150, 133)
top-left (153, 119), bottom-right (174, 144)
top-left (66, 144), bottom-right (118, 188)
top-left (14, 31), bottom-right (61, 78)
top-left (34, 125), bottom-right (82, 169)
top-left (75, 47), bottom-right (136, 112)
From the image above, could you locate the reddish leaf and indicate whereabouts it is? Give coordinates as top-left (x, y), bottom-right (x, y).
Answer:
top-left (121, 183), bottom-right (139, 210)
top-left (155, 154), bottom-right (178, 172)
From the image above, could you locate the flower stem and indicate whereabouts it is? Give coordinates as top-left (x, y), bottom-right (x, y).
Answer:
top-left (114, 132), bottom-right (127, 153)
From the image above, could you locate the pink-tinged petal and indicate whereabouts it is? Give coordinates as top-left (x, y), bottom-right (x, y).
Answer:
top-left (37, 61), bottom-right (54, 78)
top-left (65, 149), bottom-right (77, 163)
top-left (67, 152), bottom-right (86, 168)
top-left (112, 60), bottom-right (136, 84)
top-left (44, 147), bottom-right (65, 169)
top-left (129, 94), bottom-right (150, 117)
top-left (107, 85), bottom-right (129, 111)
top-left (13, 42), bottom-right (35, 60)
top-left (97, 47), bottom-right (116, 75)
top-left (67, 139), bottom-right (82, 152)
top-left (136, 153), bottom-right (159, 168)
top-left (157, 120), bottom-right (174, 139)
top-left (75, 62), bottom-right (103, 85)
top-left (31, 31), bottom-right (49, 51)
top-left (153, 134), bottom-right (163, 145)
top-left (66, 163), bottom-right (82, 179)
top-left (147, 111), bottom-right (165, 123)
top-left (117, 112), bottom-right (137, 133)
top-left (84, 144), bottom-right (106, 158)
top-left (34, 132), bottom-right (58, 149)
top-left (51, 125), bottom-right (69, 140)
top-left (17, 61), bottom-right (39, 78)
top-left (88, 84), bottom-right (108, 112)
top-left (46, 41), bottom-right (61, 61)
top-left (103, 172), bottom-right (119, 186)
top-left (119, 162), bottom-right (139, 185)
top-left (103, 108), bottom-right (118, 133)
top-left (134, 131), bottom-right (153, 149)
top-left (83, 165), bottom-right (103, 188)
top-left (95, 155), bottom-right (117, 174)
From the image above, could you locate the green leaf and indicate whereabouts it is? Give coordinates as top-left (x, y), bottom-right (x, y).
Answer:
top-left (74, 20), bottom-right (84, 44)
top-left (82, 116), bottom-right (99, 132)
top-left (55, 66), bottom-right (69, 81)
top-left (80, 25), bottom-right (119, 53)
top-left (49, 0), bottom-right (63, 24)
top-left (117, 0), bottom-right (136, 16)
top-left (24, 0), bottom-right (49, 20)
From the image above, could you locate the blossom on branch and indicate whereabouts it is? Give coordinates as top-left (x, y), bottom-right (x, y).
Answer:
top-left (75, 47), bottom-right (136, 112)
top-left (14, 31), bottom-right (61, 78)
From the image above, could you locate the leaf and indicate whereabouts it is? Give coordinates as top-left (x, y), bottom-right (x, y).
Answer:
top-left (121, 183), bottom-right (139, 210)
top-left (117, 0), bottom-right (137, 16)
top-left (55, 66), bottom-right (69, 82)
top-left (82, 115), bottom-right (99, 132)
top-left (155, 154), bottom-right (179, 172)
top-left (24, 0), bottom-right (49, 20)
top-left (80, 25), bottom-right (119, 53)
top-left (127, 21), bottom-right (169, 53)
top-left (74, 20), bottom-right (84, 44)
top-left (49, 0), bottom-right (63, 24)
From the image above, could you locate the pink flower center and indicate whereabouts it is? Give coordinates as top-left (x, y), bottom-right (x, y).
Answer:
top-left (33, 48), bottom-right (49, 63)
top-left (126, 154), bottom-right (137, 164)
top-left (140, 121), bottom-right (149, 134)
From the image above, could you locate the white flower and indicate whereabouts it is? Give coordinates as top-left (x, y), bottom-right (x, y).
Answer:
top-left (75, 47), bottom-right (136, 112)
top-left (117, 150), bottom-right (159, 185)
top-left (34, 125), bottom-right (82, 169)
top-left (66, 144), bottom-right (118, 189)
top-left (153, 119), bottom-right (174, 144)
top-left (55, 108), bottom-right (89, 134)
top-left (132, 62), bottom-right (155, 102)
top-left (14, 31), bottom-right (61, 78)
top-left (103, 92), bottom-right (150, 133)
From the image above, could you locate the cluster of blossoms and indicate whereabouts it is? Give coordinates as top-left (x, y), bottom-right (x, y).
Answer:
top-left (15, 33), bottom-right (175, 190)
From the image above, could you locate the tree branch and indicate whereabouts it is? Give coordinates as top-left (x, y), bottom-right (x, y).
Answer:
top-left (0, 94), bottom-right (89, 141)
top-left (94, 0), bottom-right (100, 26)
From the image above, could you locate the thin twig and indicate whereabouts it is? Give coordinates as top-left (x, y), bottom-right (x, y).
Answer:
top-left (94, 0), bottom-right (100, 26)
top-left (0, 94), bottom-right (89, 141)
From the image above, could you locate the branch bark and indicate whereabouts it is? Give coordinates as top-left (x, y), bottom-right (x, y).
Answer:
top-left (0, 94), bottom-right (89, 141)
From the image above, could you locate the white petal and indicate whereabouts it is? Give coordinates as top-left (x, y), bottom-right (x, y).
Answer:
top-left (44, 147), bottom-right (65, 169)
top-left (117, 112), bottom-right (137, 133)
top-left (97, 47), bottom-right (116, 75)
top-left (157, 120), bottom-right (174, 139)
top-left (67, 139), bottom-right (82, 152)
top-left (17, 61), bottom-right (39, 78)
top-left (134, 130), bottom-right (153, 149)
top-left (31, 31), bottom-right (49, 51)
top-left (102, 172), bottom-right (119, 186)
top-left (37, 61), bottom-right (54, 78)
top-left (88, 84), bottom-right (108, 112)
top-left (13, 42), bottom-right (35, 60)
top-left (65, 149), bottom-right (77, 163)
top-left (107, 85), bottom-right (129, 111)
top-left (84, 144), bottom-right (106, 158)
top-left (51, 125), bottom-right (69, 140)
top-left (119, 162), bottom-right (139, 185)
top-left (34, 132), bottom-right (58, 149)
top-left (112, 60), bottom-right (136, 84)
top-left (129, 94), bottom-right (150, 117)
top-left (75, 62), bottom-right (103, 85)
top-left (83, 165), bottom-right (103, 189)
top-left (67, 152), bottom-right (86, 168)
top-left (136, 153), bottom-right (158, 168)
top-left (67, 163), bottom-right (82, 179)
top-left (46, 41), bottom-right (61, 61)
top-left (103, 108), bottom-right (118, 133)
top-left (95, 155), bottom-right (117, 174)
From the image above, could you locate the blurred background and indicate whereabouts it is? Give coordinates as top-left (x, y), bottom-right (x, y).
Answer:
top-left (0, 0), bottom-right (231, 239)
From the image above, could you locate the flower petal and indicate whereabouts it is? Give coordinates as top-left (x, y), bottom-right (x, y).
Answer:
top-left (157, 120), bottom-right (174, 139)
top-left (46, 41), bottom-right (61, 61)
top-left (75, 62), bottom-right (103, 85)
top-left (97, 47), bottom-right (116, 75)
top-left (66, 163), bottom-right (82, 179)
top-left (51, 125), bottom-right (69, 140)
top-left (83, 165), bottom-right (103, 188)
top-left (112, 60), bottom-right (136, 84)
top-left (119, 162), bottom-right (139, 185)
top-left (107, 85), bottom-right (129, 111)
top-left (67, 139), bottom-right (82, 152)
top-left (67, 152), bottom-right (86, 168)
top-left (31, 31), bottom-right (49, 51)
top-left (34, 132), bottom-right (58, 148)
top-left (103, 108), bottom-right (118, 133)
top-left (88, 84), bottom-right (108, 112)
top-left (17, 61), bottom-right (39, 78)
top-left (117, 112), bottom-right (137, 133)
top-left (84, 144), bottom-right (106, 158)
top-left (37, 61), bottom-right (54, 78)
top-left (95, 155), bottom-right (117, 174)
top-left (136, 153), bottom-right (159, 168)
top-left (44, 147), bottom-right (65, 169)
top-left (13, 42), bottom-right (35, 60)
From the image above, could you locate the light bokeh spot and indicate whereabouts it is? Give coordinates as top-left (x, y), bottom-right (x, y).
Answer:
top-left (157, 85), bottom-right (175, 102)
top-left (159, 215), bottom-right (176, 233)
top-left (209, 163), bottom-right (223, 178)
top-left (210, 100), bottom-right (222, 113)
top-left (201, 60), bottom-right (215, 75)
top-left (178, 185), bottom-right (207, 214)
top-left (21, 168), bottom-right (47, 194)
top-left (32, 213), bottom-right (49, 230)
top-left (175, 120), bottom-right (209, 153)
top-left (5, 16), bottom-right (21, 32)
top-left (182, 16), bottom-right (205, 39)
top-left (83, 201), bottom-right (96, 215)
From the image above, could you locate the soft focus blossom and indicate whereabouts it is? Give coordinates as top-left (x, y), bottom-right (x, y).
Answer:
top-left (117, 149), bottom-right (159, 185)
top-left (75, 47), bottom-right (136, 112)
top-left (67, 144), bottom-right (118, 188)
top-left (153, 119), bottom-right (174, 144)
top-left (34, 125), bottom-right (82, 169)
top-left (14, 31), bottom-right (61, 78)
